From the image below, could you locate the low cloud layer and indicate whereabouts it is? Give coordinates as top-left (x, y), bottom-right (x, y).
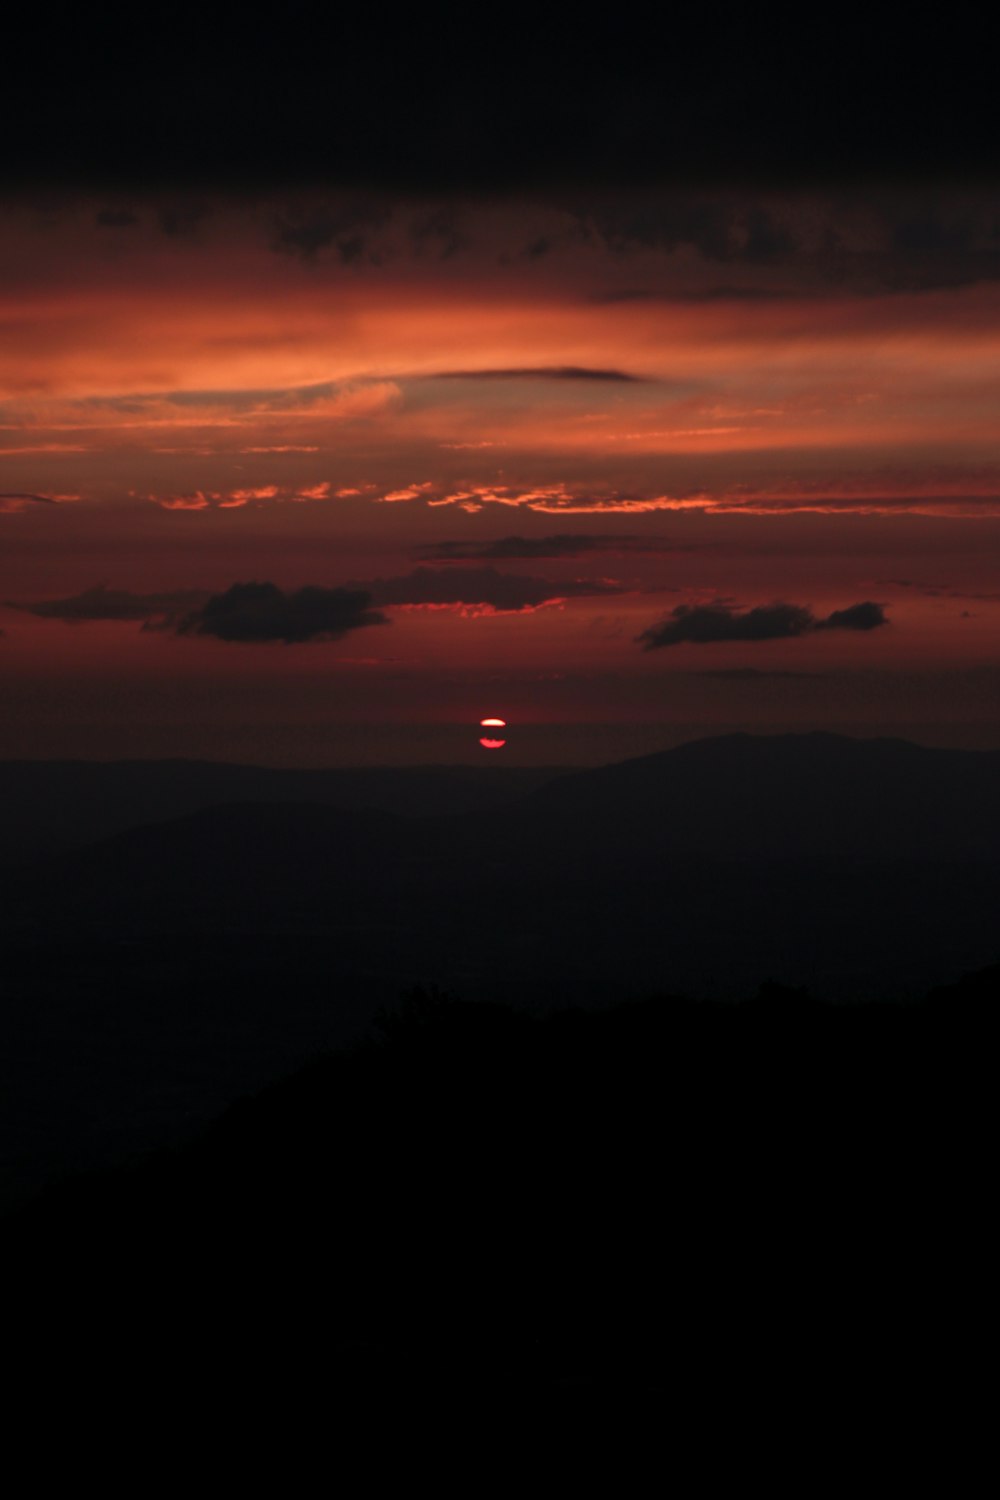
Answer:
top-left (0, 492), bottom-right (58, 513)
top-left (694, 667), bottom-right (831, 680)
top-left (638, 600), bottom-right (888, 649)
top-left (9, 584), bottom-right (210, 623)
top-left (270, 200), bottom-right (389, 262)
top-left (577, 192), bottom-right (1000, 295)
top-left (9, 568), bottom-right (625, 634)
top-left (367, 566), bottom-right (624, 612)
top-left (175, 583), bottom-right (388, 644)
top-left (175, 570), bottom-right (615, 638)
top-left (416, 533), bottom-right (682, 561)
top-left (879, 578), bottom-right (1000, 603)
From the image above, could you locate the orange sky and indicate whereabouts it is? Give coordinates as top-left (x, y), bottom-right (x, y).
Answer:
top-left (3, 191), bottom-right (1000, 762)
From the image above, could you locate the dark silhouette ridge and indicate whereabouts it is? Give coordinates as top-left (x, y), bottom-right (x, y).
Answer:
top-left (4, 975), bottom-right (995, 1419)
top-left (6, 732), bottom-right (1000, 870)
top-left (2, 731), bottom-right (999, 1208)
top-left (490, 731), bottom-right (1000, 860)
top-left (0, 759), bottom-right (566, 867)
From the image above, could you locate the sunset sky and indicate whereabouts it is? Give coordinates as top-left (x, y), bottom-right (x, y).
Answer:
top-left (3, 21), bottom-right (999, 763)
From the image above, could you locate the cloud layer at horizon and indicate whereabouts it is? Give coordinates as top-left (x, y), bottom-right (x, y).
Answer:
top-left (2, 186), bottom-right (999, 757)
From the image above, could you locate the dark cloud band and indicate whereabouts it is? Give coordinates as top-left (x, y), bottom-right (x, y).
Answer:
top-left (638, 601), bottom-right (888, 649)
top-left (9, 569), bottom-right (624, 635)
top-left (8, 585), bottom-right (210, 623)
top-left (176, 582), bottom-right (388, 644)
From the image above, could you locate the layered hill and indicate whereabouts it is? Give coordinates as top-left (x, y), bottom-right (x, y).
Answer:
top-left (2, 732), bottom-right (998, 1197)
top-left (0, 758), bottom-right (564, 868)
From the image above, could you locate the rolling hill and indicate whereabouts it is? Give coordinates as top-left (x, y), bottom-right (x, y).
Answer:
top-left (2, 732), bottom-right (998, 1198)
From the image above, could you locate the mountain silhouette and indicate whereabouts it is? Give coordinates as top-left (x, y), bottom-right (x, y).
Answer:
top-left (497, 732), bottom-right (1000, 860)
top-left (6, 970), bottom-right (996, 1417)
top-left (6, 733), bottom-right (1000, 980)
top-left (2, 732), bottom-right (999, 1201)
top-left (0, 758), bottom-right (563, 869)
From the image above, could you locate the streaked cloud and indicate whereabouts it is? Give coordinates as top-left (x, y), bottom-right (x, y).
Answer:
top-left (8, 584), bottom-right (210, 623)
top-left (0, 492), bottom-right (60, 512)
top-left (416, 533), bottom-right (686, 561)
top-left (367, 566), bottom-right (625, 613)
top-left (425, 366), bottom-right (646, 383)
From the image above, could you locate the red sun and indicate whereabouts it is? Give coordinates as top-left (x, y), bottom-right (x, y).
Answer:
top-left (479, 716), bottom-right (507, 749)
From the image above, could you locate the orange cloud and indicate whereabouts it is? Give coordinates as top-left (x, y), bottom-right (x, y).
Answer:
top-left (157, 492), bottom-right (212, 510)
top-left (5, 199), bottom-right (1000, 529)
top-left (379, 482), bottom-right (436, 503)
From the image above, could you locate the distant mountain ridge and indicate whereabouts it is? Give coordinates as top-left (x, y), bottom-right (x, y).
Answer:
top-left (9, 734), bottom-right (1000, 914)
top-left (10, 731), bottom-right (1000, 893)
top-left (2, 732), bottom-right (999, 1204)
top-left (503, 732), bottom-right (1000, 860)
top-left (6, 732), bottom-right (1000, 872)
top-left (0, 759), bottom-right (566, 869)
top-left (5, 734), bottom-right (999, 988)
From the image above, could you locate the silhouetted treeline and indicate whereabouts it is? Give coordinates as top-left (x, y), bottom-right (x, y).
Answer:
top-left (5, 971), bottom-right (996, 1420)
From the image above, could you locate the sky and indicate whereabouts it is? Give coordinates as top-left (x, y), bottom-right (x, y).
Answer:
top-left (3, 17), bottom-right (1000, 764)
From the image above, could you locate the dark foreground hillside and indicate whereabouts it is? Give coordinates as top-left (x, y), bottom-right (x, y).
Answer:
top-left (3, 733), bottom-right (1000, 1203)
top-left (5, 973), bottom-right (997, 1431)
